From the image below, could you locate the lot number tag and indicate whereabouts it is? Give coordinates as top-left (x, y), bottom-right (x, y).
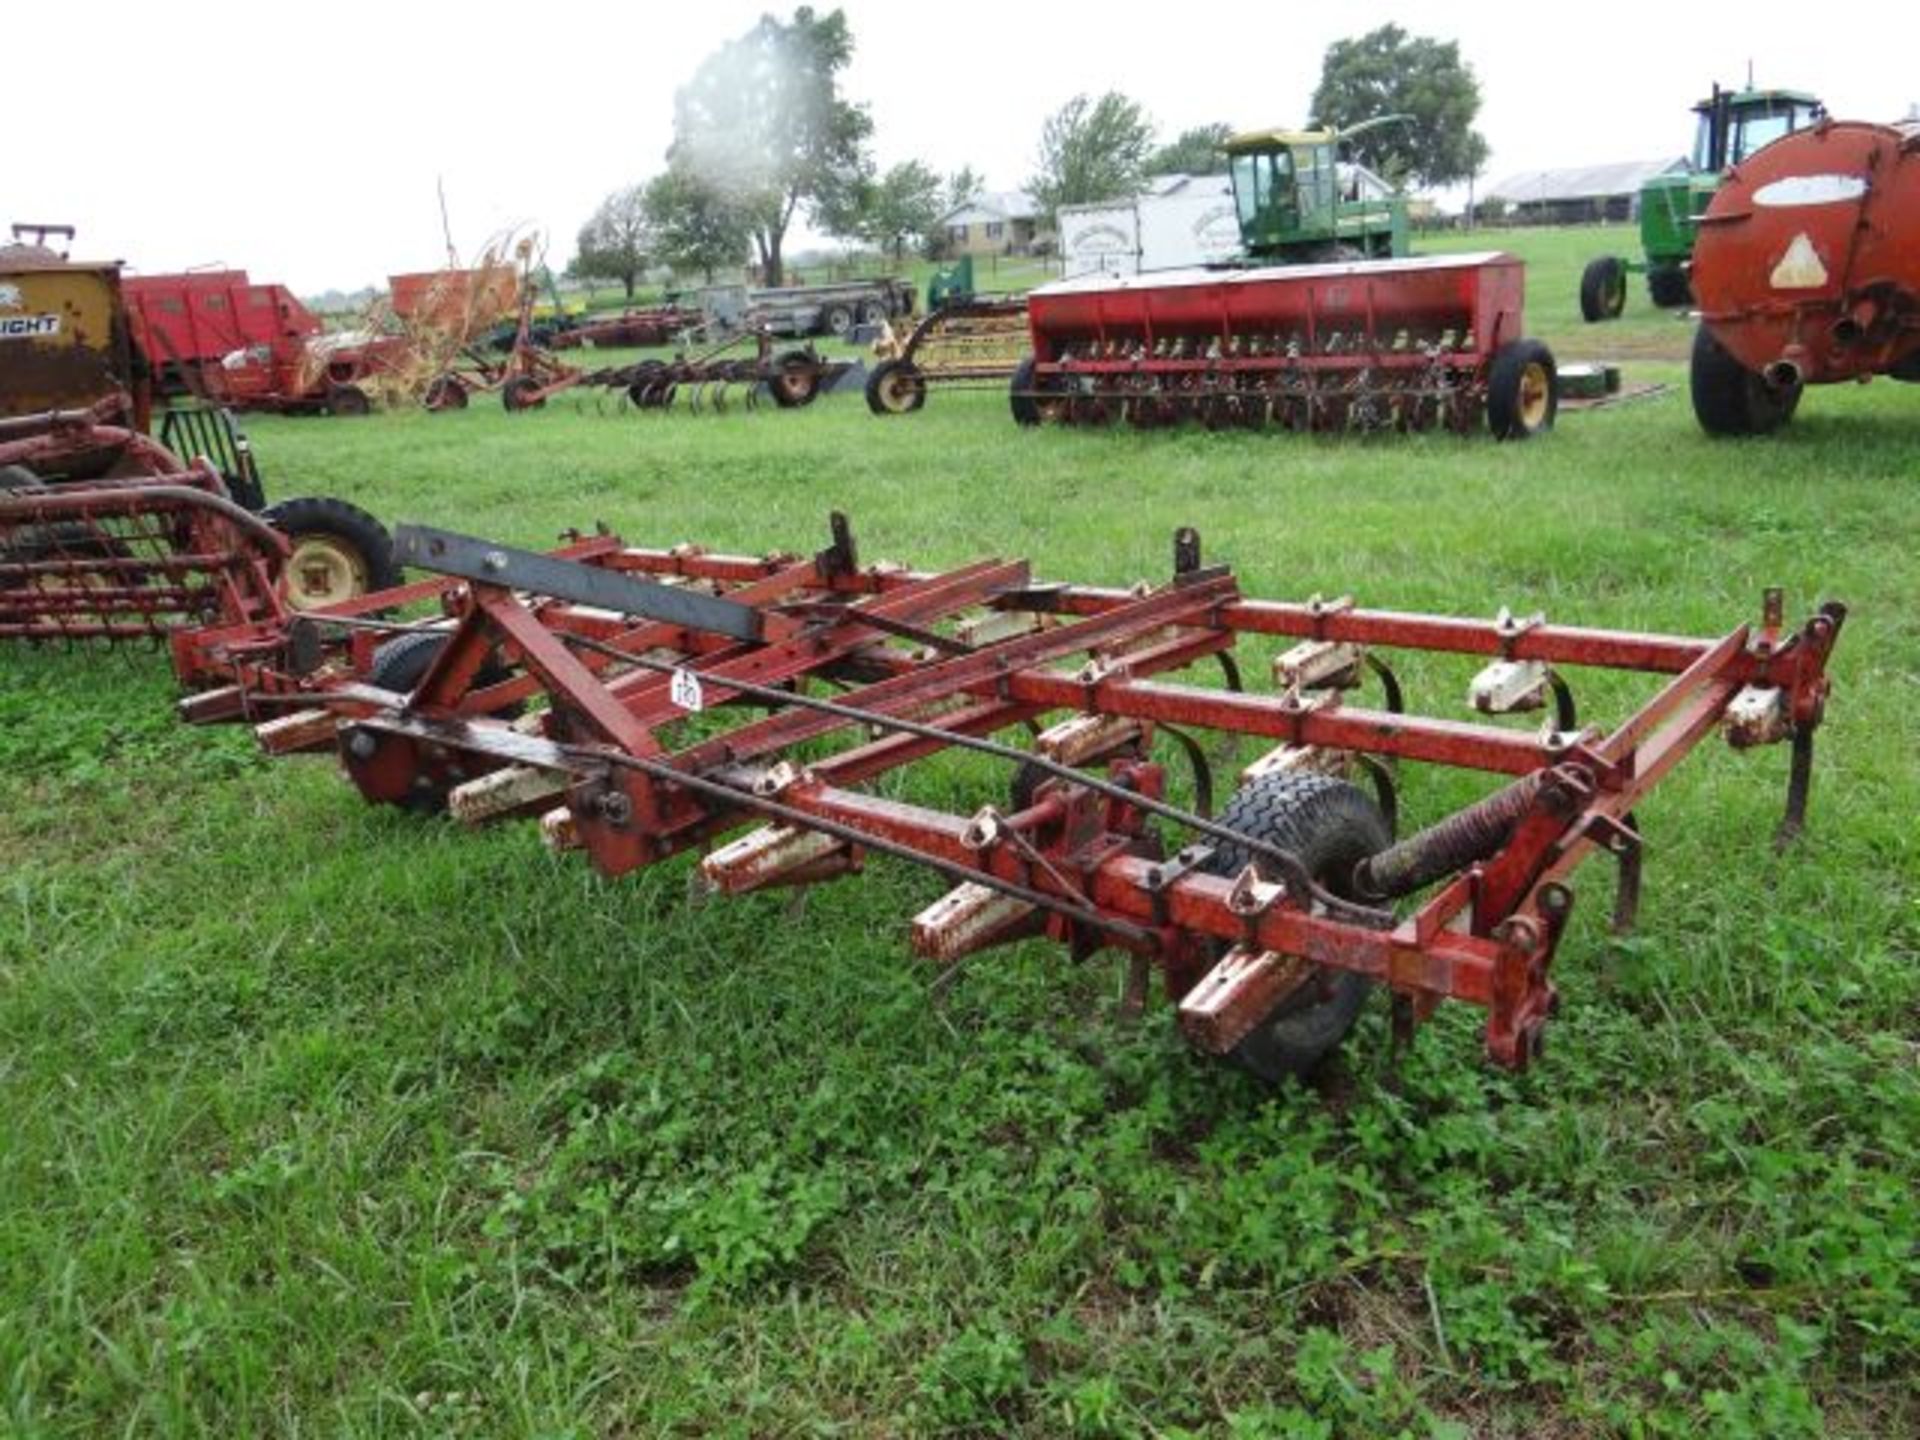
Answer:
top-left (670, 668), bottom-right (705, 713)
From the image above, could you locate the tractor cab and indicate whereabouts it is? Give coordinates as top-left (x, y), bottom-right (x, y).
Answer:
top-left (1691, 86), bottom-right (1824, 172)
top-left (1223, 119), bottom-right (1408, 265)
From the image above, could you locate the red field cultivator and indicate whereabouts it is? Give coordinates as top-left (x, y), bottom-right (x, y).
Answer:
top-left (185, 515), bottom-right (1844, 1078)
top-left (1013, 252), bottom-right (1559, 439)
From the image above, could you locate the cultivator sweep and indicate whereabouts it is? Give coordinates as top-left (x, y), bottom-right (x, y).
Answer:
top-left (185, 514), bottom-right (1844, 1077)
top-left (490, 332), bottom-right (850, 415)
top-left (1014, 252), bottom-right (1558, 439)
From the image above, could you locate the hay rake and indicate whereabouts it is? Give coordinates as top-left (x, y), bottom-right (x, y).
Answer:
top-left (184, 513), bottom-right (1845, 1079)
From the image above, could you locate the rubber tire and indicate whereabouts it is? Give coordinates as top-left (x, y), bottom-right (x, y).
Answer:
top-left (769, 352), bottom-right (822, 408)
top-left (424, 375), bottom-right (469, 411)
top-left (1009, 355), bottom-right (1051, 427)
top-left (823, 305), bottom-right (855, 337)
top-left (1580, 257), bottom-right (1627, 322)
top-left (1200, 773), bottom-right (1391, 1083)
top-left (1690, 323), bottom-right (1802, 437)
top-left (260, 496), bottom-right (400, 601)
top-left (326, 384), bottom-right (372, 417)
top-left (1647, 265), bottom-right (1692, 309)
top-left (865, 359), bottom-right (927, 416)
top-left (0, 464), bottom-right (42, 489)
top-left (1487, 338), bottom-right (1559, 440)
top-left (501, 375), bottom-right (545, 412)
top-left (859, 301), bottom-right (886, 327)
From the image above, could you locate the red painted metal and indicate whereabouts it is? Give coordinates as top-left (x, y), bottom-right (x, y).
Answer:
top-left (1019, 252), bottom-right (1542, 433)
top-left (173, 515), bottom-right (1845, 1077)
top-left (1694, 119), bottom-right (1920, 385)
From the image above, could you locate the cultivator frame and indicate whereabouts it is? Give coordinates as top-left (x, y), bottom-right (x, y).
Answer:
top-left (192, 515), bottom-right (1845, 1073)
top-left (484, 330), bottom-right (850, 415)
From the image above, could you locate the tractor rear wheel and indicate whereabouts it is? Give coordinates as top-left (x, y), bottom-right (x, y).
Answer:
top-left (261, 496), bottom-right (399, 610)
top-left (1198, 773), bottom-right (1391, 1083)
top-left (769, 352), bottom-right (823, 408)
top-left (1690, 324), bottom-right (1802, 437)
top-left (1487, 339), bottom-right (1558, 440)
top-left (865, 359), bottom-right (927, 416)
top-left (326, 384), bottom-right (372, 417)
top-left (1647, 264), bottom-right (1692, 309)
top-left (1579, 257), bottom-right (1628, 322)
top-left (501, 376), bottom-right (545, 412)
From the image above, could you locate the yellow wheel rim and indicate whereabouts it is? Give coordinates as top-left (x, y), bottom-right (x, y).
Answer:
top-left (284, 534), bottom-right (368, 610)
top-left (880, 374), bottom-right (917, 412)
top-left (1518, 362), bottom-right (1551, 430)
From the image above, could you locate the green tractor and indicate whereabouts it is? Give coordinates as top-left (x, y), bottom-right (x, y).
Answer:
top-left (1580, 84), bottom-right (1824, 320)
top-left (1222, 116), bottom-right (1411, 263)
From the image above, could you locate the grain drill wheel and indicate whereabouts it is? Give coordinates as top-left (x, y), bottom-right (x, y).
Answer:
top-left (1198, 773), bottom-right (1391, 1083)
top-left (1689, 323), bottom-right (1802, 437)
top-left (1647, 264), bottom-right (1692, 309)
top-left (1487, 339), bottom-right (1558, 440)
top-left (1008, 356), bottom-right (1067, 426)
top-left (865, 359), bottom-right (927, 415)
top-left (859, 300), bottom-right (886, 327)
top-left (1579, 256), bottom-right (1628, 322)
top-left (326, 384), bottom-right (372, 417)
top-left (823, 304), bottom-right (855, 337)
top-left (261, 496), bottom-right (398, 611)
top-left (501, 375), bottom-right (545, 412)
top-left (423, 375), bottom-right (469, 411)
top-left (769, 351), bottom-right (823, 408)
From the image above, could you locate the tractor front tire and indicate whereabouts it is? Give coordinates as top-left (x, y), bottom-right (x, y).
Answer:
top-left (1579, 257), bottom-right (1627, 322)
top-left (1487, 339), bottom-right (1558, 441)
top-left (1690, 324), bottom-right (1801, 437)
top-left (261, 496), bottom-right (399, 610)
top-left (1199, 773), bottom-right (1392, 1084)
top-left (865, 359), bottom-right (928, 416)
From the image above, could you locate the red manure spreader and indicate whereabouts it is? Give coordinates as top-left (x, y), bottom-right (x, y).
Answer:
top-left (1012, 253), bottom-right (1558, 440)
top-left (1690, 118), bottom-right (1920, 434)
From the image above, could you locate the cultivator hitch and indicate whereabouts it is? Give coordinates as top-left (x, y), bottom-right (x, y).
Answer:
top-left (180, 515), bottom-right (1844, 1078)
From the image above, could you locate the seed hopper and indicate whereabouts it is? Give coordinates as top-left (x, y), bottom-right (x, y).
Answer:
top-left (180, 515), bottom-right (1844, 1079)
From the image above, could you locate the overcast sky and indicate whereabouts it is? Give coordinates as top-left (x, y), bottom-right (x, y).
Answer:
top-left (11, 1), bottom-right (1914, 294)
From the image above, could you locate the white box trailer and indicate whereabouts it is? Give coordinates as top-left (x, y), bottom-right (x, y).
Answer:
top-left (1059, 181), bottom-right (1243, 278)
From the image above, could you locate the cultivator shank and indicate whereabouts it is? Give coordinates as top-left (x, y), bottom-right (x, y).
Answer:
top-left (190, 515), bottom-right (1845, 1075)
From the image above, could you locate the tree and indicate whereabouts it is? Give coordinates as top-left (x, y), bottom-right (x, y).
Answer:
top-left (1028, 92), bottom-right (1155, 218)
top-left (855, 161), bottom-right (944, 261)
top-left (643, 168), bottom-right (752, 284)
top-left (571, 185), bottom-right (651, 298)
top-left (1310, 25), bottom-right (1489, 188)
top-left (669, 7), bottom-right (873, 286)
top-left (1147, 123), bottom-right (1233, 176)
top-left (945, 165), bottom-right (983, 211)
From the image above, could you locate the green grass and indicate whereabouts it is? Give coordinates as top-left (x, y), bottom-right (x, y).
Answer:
top-left (3, 225), bottom-right (1916, 1436)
